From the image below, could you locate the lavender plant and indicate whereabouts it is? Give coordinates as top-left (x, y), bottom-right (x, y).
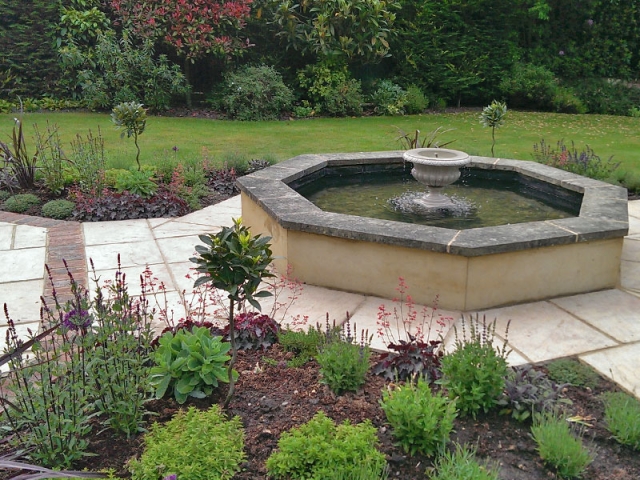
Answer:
top-left (532, 139), bottom-right (619, 180)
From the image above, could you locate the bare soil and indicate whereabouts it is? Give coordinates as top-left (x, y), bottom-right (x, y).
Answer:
top-left (70, 345), bottom-right (640, 480)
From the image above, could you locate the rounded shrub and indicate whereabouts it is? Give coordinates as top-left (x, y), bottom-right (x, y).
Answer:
top-left (499, 63), bottom-right (558, 111)
top-left (41, 199), bottom-right (75, 219)
top-left (405, 85), bottom-right (428, 114)
top-left (0, 190), bottom-right (11, 202)
top-left (129, 405), bottom-right (245, 480)
top-left (370, 80), bottom-right (407, 116)
top-left (3, 193), bottom-right (41, 213)
top-left (222, 65), bottom-right (294, 121)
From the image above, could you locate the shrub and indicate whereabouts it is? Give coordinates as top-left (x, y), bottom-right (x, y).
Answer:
top-left (545, 358), bottom-right (601, 389)
top-left (370, 80), bottom-right (407, 116)
top-left (322, 79), bottom-right (364, 117)
top-left (70, 129), bottom-right (107, 194)
top-left (41, 199), bottom-right (75, 219)
top-left (223, 311), bottom-right (280, 351)
top-left (114, 170), bottom-right (158, 198)
top-left (499, 63), bottom-right (558, 110)
top-left (373, 339), bottom-right (443, 383)
top-left (111, 102), bottom-right (147, 171)
top-left (480, 100), bottom-right (507, 157)
top-left (531, 412), bottom-right (593, 479)
top-left (568, 78), bottom-right (640, 116)
top-left (552, 86), bottom-right (587, 114)
top-left (404, 85), bottom-right (428, 114)
top-left (129, 406), bottom-right (245, 480)
top-left (532, 140), bottom-right (619, 181)
top-left (439, 315), bottom-right (510, 418)
top-left (297, 63), bottom-right (363, 117)
top-left (380, 378), bottom-right (457, 457)
top-left (498, 365), bottom-right (571, 422)
top-left (0, 190), bottom-right (10, 201)
top-left (432, 443), bottom-right (500, 480)
top-left (149, 326), bottom-right (235, 404)
top-left (3, 193), bottom-right (40, 213)
top-left (71, 189), bottom-right (189, 221)
top-left (222, 65), bottom-right (294, 121)
top-left (278, 326), bottom-right (326, 367)
top-left (266, 411), bottom-right (387, 480)
top-left (208, 166), bottom-right (239, 196)
top-left (317, 321), bottom-right (371, 395)
top-left (602, 391), bottom-right (640, 450)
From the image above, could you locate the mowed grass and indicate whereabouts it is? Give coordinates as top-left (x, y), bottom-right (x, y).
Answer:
top-left (1, 110), bottom-right (639, 173)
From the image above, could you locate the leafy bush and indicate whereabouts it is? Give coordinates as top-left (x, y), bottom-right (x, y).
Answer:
top-left (602, 391), bottom-right (640, 450)
top-left (498, 365), bottom-right (571, 422)
top-left (208, 166), bottom-right (239, 196)
top-left (317, 322), bottom-right (371, 395)
top-left (531, 412), bottom-right (593, 479)
top-left (278, 326), bottom-right (326, 367)
top-left (0, 190), bottom-right (10, 201)
top-left (223, 311), bottom-right (280, 351)
top-left (439, 315), bottom-right (510, 418)
top-left (380, 378), bottom-right (457, 457)
top-left (71, 189), bottom-right (189, 221)
top-left (499, 63), bottom-right (559, 110)
top-left (149, 326), bottom-right (235, 404)
top-left (551, 86), bottom-right (587, 114)
top-left (532, 139), bottom-right (619, 181)
top-left (322, 79), bottom-right (364, 117)
top-left (266, 411), bottom-right (387, 480)
top-left (432, 443), bottom-right (500, 480)
top-left (373, 339), bottom-right (443, 383)
top-left (545, 358), bottom-right (601, 389)
top-left (222, 65), bottom-right (294, 121)
top-left (3, 193), bottom-right (40, 213)
top-left (297, 63), bottom-right (363, 117)
top-left (115, 170), bottom-right (158, 198)
top-left (129, 406), bottom-right (245, 480)
top-left (404, 85), bottom-right (428, 114)
top-left (370, 80), bottom-right (407, 116)
top-left (568, 78), bottom-right (640, 116)
top-left (41, 199), bottom-right (75, 219)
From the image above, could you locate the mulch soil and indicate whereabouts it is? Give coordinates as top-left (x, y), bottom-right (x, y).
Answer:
top-left (60, 345), bottom-right (640, 480)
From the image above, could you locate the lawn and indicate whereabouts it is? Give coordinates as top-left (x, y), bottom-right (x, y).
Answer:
top-left (1, 110), bottom-right (639, 173)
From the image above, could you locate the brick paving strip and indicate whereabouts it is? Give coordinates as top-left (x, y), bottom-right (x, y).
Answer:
top-left (0, 212), bottom-right (87, 308)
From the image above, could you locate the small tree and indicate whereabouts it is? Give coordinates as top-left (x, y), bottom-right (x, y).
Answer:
top-left (190, 218), bottom-right (274, 408)
top-left (111, 102), bottom-right (147, 171)
top-left (481, 100), bottom-right (507, 156)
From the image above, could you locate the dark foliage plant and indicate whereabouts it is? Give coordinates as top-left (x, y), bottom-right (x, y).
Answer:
top-left (208, 166), bottom-right (239, 196)
top-left (373, 336), bottom-right (444, 383)
top-left (224, 312), bottom-right (280, 351)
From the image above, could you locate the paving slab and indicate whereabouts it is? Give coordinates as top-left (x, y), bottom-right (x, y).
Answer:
top-left (85, 240), bottom-right (163, 270)
top-left (479, 301), bottom-right (618, 363)
top-left (13, 225), bottom-right (47, 249)
top-left (628, 199), bottom-right (640, 219)
top-left (91, 263), bottom-right (176, 299)
top-left (156, 235), bottom-right (202, 264)
top-left (152, 221), bottom-right (216, 239)
top-left (83, 219), bottom-right (153, 246)
top-left (620, 260), bottom-right (640, 294)
top-left (174, 203), bottom-right (241, 227)
top-left (580, 343), bottom-right (640, 397)
top-left (0, 224), bottom-right (13, 250)
top-left (0, 248), bottom-right (46, 282)
top-left (0, 280), bottom-right (44, 325)
top-left (0, 321), bottom-right (41, 364)
top-left (622, 237), bottom-right (640, 262)
top-left (628, 215), bottom-right (640, 238)
top-left (166, 261), bottom-right (199, 294)
top-left (551, 289), bottom-right (640, 343)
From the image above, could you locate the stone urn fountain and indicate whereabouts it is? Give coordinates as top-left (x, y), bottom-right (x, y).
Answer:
top-left (403, 148), bottom-right (471, 208)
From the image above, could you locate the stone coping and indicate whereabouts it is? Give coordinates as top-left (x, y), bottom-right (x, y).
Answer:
top-left (236, 151), bottom-right (629, 257)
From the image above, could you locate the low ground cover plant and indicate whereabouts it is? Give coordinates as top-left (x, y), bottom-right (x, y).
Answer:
top-left (41, 199), bottom-right (75, 219)
top-left (3, 193), bottom-right (40, 213)
top-left (545, 358), bottom-right (601, 389)
top-left (266, 411), bottom-right (387, 480)
top-left (129, 406), bottom-right (245, 480)
top-left (432, 443), bottom-right (500, 480)
top-left (602, 391), bottom-right (640, 450)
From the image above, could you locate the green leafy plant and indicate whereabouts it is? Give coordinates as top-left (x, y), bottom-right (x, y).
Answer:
top-left (480, 100), bottom-right (507, 156)
top-left (380, 378), bottom-right (457, 457)
top-left (41, 199), bottom-right (75, 219)
top-left (0, 117), bottom-right (39, 189)
top-left (531, 411), bottom-right (593, 478)
top-left (532, 140), bottom-right (619, 181)
top-left (545, 358), bottom-right (601, 389)
top-left (3, 193), bottom-right (41, 213)
top-left (114, 170), bottom-right (158, 198)
top-left (297, 63), bottom-right (364, 117)
top-left (498, 365), bottom-right (571, 422)
top-left (149, 326), bottom-right (234, 405)
top-left (266, 411), bottom-right (387, 480)
top-left (432, 443), bottom-right (500, 480)
top-left (370, 80), bottom-right (407, 116)
top-left (224, 312), bottom-right (280, 351)
top-left (317, 319), bottom-right (371, 395)
top-left (404, 85), bottom-right (428, 114)
top-left (439, 315), bottom-right (510, 418)
top-left (0, 190), bottom-right (11, 201)
top-left (70, 129), bottom-right (106, 194)
top-left (190, 218), bottom-right (274, 408)
top-left (394, 126), bottom-right (455, 150)
top-left (222, 65), bottom-right (294, 121)
top-left (602, 391), bottom-right (640, 450)
top-left (34, 122), bottom-right (67, 195)
top-left (278, 326), bottom-right (326, 367)
top-left (129, 405), bottom-right (245, 480)
top-left (111, 102), bottom-right (147, 171)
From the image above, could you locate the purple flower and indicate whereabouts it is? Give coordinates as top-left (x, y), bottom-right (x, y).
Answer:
top-left (62, 309), bottom-right (92, 331)
top-left (172, 145), bottom-right (179, 152)
top-left (586, 19), bottom-right (594, 26)
top-left (559, 50), bottom-right (565, 56)
top-left (164, 475), bottom-right (177, 480)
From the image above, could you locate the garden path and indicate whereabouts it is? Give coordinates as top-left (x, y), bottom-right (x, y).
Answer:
top-left (0, 197), bottom-right (638, 398)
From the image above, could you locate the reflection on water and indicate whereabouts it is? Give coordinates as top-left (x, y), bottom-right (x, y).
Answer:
top-left (299, 173), bottom-right (576, 230)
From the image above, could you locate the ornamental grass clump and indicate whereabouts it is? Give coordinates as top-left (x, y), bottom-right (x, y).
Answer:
top-left (602, 391), bottom-right (640, 450)
top-left (432, 443), bottom-right (500, 480)
top-left (129, 406), bottom-right (245, 480)
top-left (266, 411), bottom-right (387, 480)
top-left (531, 411), bottom-right (593, 478)
top-left (439, 315), bottom-right (510, 418)
top-left (380, 378), bottom-right (457, 457)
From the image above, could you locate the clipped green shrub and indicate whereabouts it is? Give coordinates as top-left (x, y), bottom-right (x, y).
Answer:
top-left (602, 391), bottom-right (640, 450)
top-left (545, 358), bottom-right (600, 389)
top-left (404, 85), bottom-right (428, 114)
top-left (0, 190), bottom-right (11, 202)
top-left (531, 412), bottom-right (593, 479)
top-left (439, 315), bottom-right (510, 418)
top-left (222, 65), bottom-right (294, 121)
top-left (129, 405), bottom-right (245, 480)
top-left (380, 379), bottom-right (457, 457)
top-left (41, 199), bottom-right (75, 219)
top-left (3, 193), bottom-right (41, 213)
top-left (149, 327), bottom-right (235, 404)
top-left (266, 411), bottom-right (387, 480)
top-left (370, 80), bottom-right (407, 116)
top-left (432, 443), bottom-right (500, 480)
